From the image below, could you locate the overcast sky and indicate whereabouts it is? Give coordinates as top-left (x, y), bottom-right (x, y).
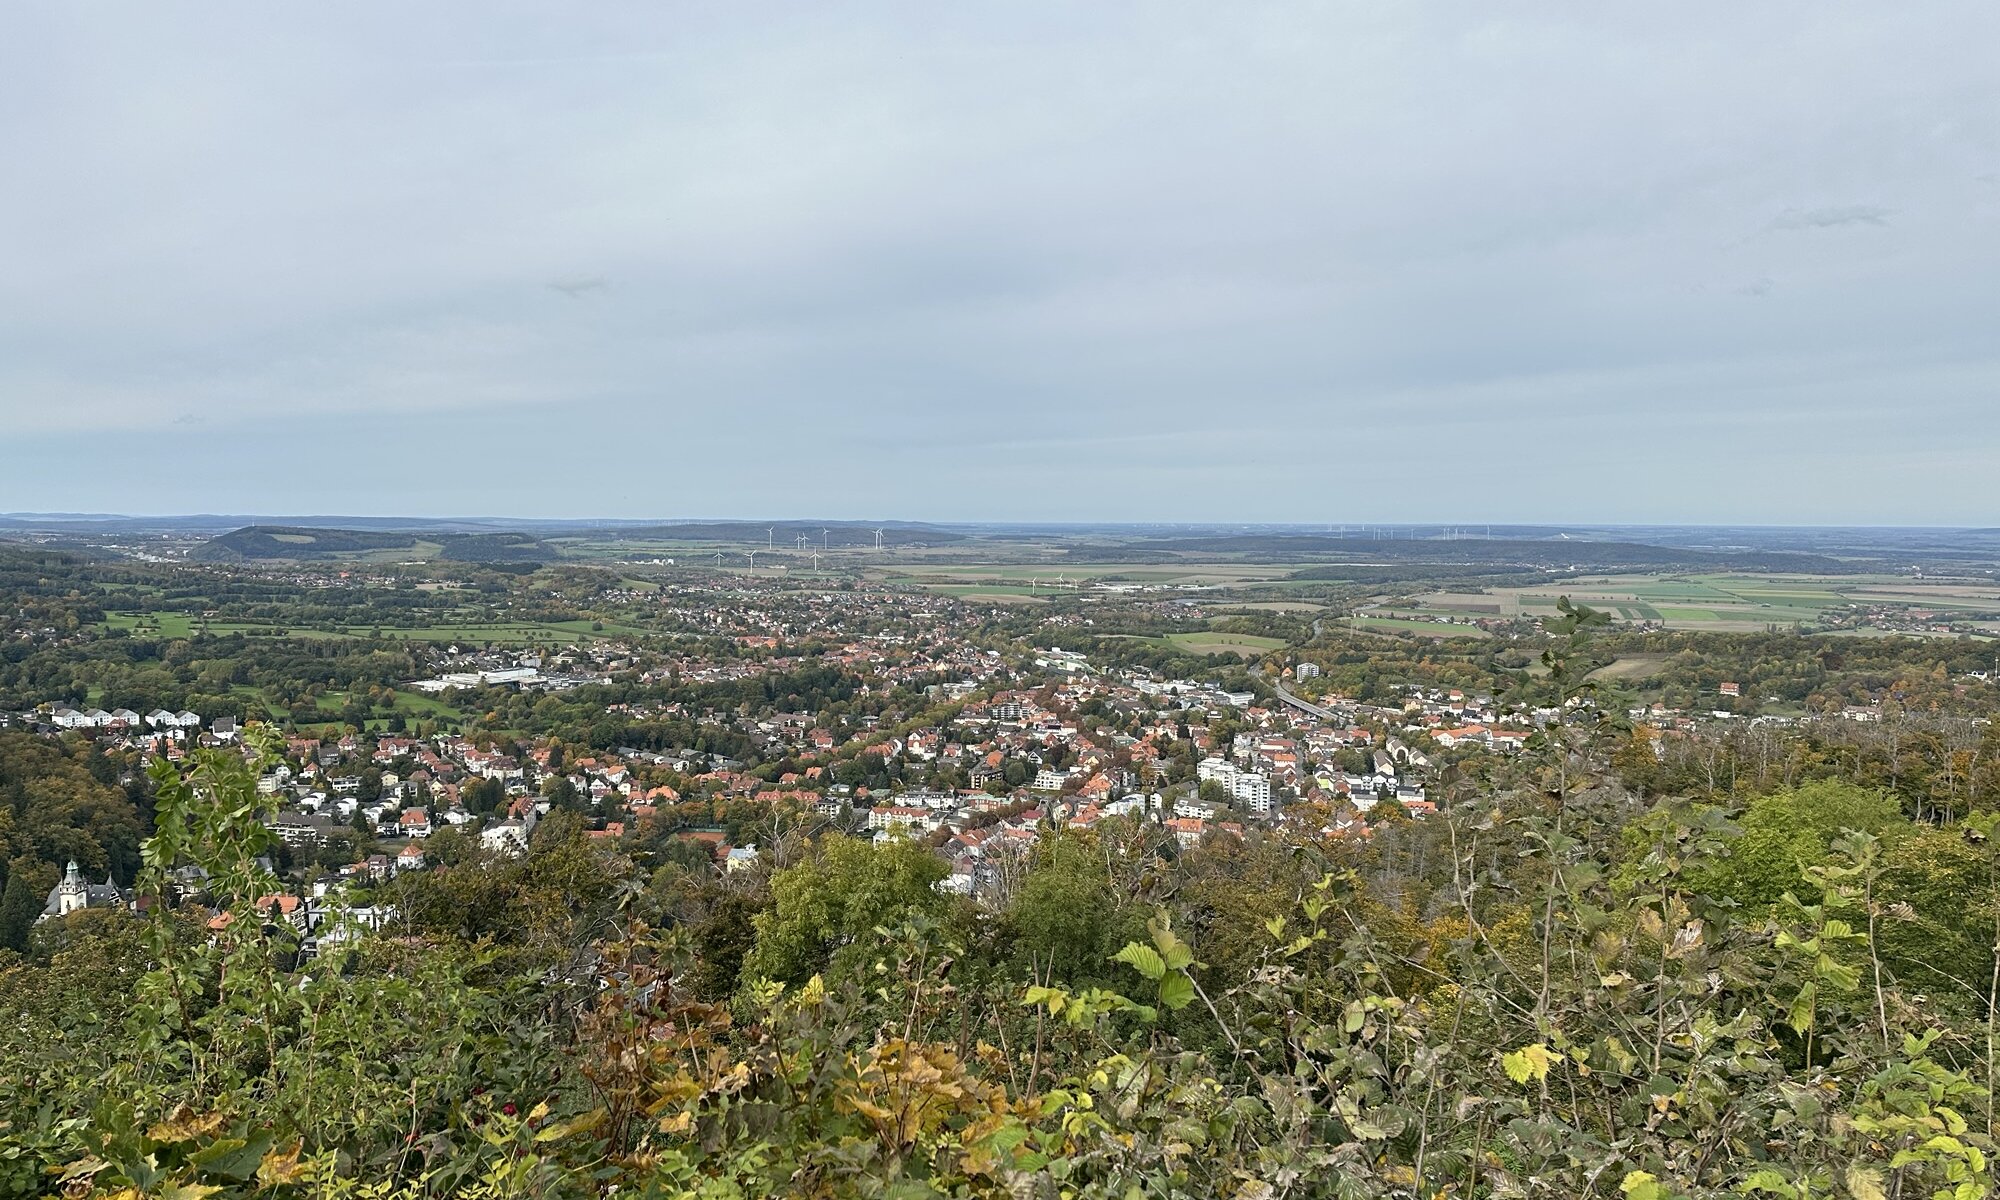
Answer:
top-left (3, 3), bottom-right (1996, 524)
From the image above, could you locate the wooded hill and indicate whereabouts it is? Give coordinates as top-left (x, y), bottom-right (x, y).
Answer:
top-left (191, 526), bottom-right (557, 563)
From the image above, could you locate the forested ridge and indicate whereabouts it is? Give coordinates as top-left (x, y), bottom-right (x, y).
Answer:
top-left (1, 608), bottom-right (1996, 1199)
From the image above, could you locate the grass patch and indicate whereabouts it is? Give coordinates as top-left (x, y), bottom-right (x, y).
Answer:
top-left (103, 609), bottom-right (659, 646)
top-left (1655, 607), bottom-right (1722, 622)
top-left (1350, 615), bottom-right (1491, 639)
top-left (1589, 654), bottom-right (1670, 681)
top-left (1161, 631), bottom-right (1290, 656)
top-left (920, 583), bottom-right (1063, 598)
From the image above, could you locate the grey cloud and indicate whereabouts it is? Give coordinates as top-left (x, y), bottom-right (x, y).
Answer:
top-left (1766, 205), bottom-right (1894, 232)
top-left (0, 2), bottom-right (1997, 523)
top-left (548, 277), bottom-right (609, 299)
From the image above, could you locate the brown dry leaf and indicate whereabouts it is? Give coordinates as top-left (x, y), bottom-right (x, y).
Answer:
top-left (145, 1107), bottom-right (228, 1144)
top-left (256, 1140), bottom-right (307, 1187)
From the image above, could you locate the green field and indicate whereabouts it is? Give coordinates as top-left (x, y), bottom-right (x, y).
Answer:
top-left (1108, 630), bottom-right (1292, 657)
top-left (372, 619), bottom-right (656, 644)
top-left (315, 689), bottom-right (467, 718)
top-left (1654, 607), bottom-right (1722, 622)
top-left (226, 683), bottom-right (466, 729)
top-left (1162, 631), bottom-right (1290, 655)
top-left (1350, 614), bottom-right (1492, 639)
top-left (103, 611), bottom-right (659, 645)
top-left (1401, 572), bottom-right (2000, 634)
top-left (918, 584), bottom-right (1060, 600)
top-left (104, 612), bottom-right (349, 640)
top-left (1589, 653), bottom-right (1671, 681)
top-left (1210, 601), bottom-right (1327, 613)
top-left (883, 561), bottom-right (1310, 587)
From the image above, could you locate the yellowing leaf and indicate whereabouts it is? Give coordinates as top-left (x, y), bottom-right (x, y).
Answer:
top-left (1843, 1163), bottom-right (1887, 1200)
top-left (256, 1142), bottom-right (306, 1188)
top-left (1619, 1170), bottom-right (1665, 1200)
top-left (845, 1096), bottom-right (894, 1122)
top-left (1500, 1043), bottom-right (1562, 1086)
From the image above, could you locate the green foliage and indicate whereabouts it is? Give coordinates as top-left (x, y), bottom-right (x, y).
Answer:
top-left (0, 862), bottom-right (51, 953)
top-left (1002, 832), bottom-right (1139, 984)
top-left (1696, 780), bottom-right (1905, 912)
top-left (0, 732), bottom-right (144, 881)
top-left (742, 834), bottom-right (952, 988)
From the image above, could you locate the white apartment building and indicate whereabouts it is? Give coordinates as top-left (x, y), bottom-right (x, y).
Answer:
top-left (1197, 757), bottom-right (1273, 816)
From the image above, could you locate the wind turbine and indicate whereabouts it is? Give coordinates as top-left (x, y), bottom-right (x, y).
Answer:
top-left (873, 528), bottom-right (885, 551)
top-left (713, 551), bottom-right (723, 568)
top-left (822, 528), bottom-right (830, 550)
top-left (746, 550), bottom-right (759, 569)
top-left (809, 551), bottom-right (822, 570)
top-left (766, 527), bottom-right (775, 551)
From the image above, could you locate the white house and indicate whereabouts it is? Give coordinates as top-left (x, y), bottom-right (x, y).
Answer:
top-left (40, 861), bottom-right (126, 921)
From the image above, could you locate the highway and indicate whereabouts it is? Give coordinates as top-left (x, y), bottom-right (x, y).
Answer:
top-left (1269, 678), bottom-right (1337, 721)
top-left (1260, 618), bottom-right (1335, 720)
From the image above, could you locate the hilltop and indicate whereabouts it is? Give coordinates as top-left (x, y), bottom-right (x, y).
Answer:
top-left (190, 525), bottom-right (557, 564)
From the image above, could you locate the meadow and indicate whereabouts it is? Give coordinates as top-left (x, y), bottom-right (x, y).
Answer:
top-left (1402, 573), bottom-right (2000, 633)
top-left (200, 683), bottom-right (467, 729)
top-left (1133, 631), bottom-right (1290, 656)
top-left (1349, 613), bottom-right (1493, 638)
top-left (102, 611), bottom-right (659, 646)
top-left (881, 561), bottom-right (1311, 588)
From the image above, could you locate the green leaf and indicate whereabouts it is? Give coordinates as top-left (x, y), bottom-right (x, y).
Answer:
top-left (1349, 1116), bottom-right (1389, 1141)
top-left (1156, 973), bottom-right (1194, 1012)
top-left (1786, 982), bottom-right (1817, 1034)
top-left (978, 1120), bottom-right (1030, 1156)
top-left (1113, 942), bottom-right (1166, 981)
top-left (189, 1132), bottom-right (273, 1181)
top-left (1818, 960), bottom-right (1861, 992)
